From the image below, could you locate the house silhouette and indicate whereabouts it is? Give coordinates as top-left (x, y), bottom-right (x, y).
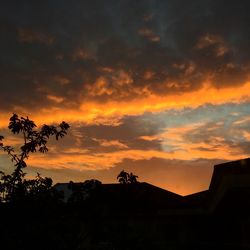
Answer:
top-left (53, 158), bottom-right (250, 249)
top-left (2, 158), bottom-right (249, 250)
top-left (54, 158), bottom-right (250, 213)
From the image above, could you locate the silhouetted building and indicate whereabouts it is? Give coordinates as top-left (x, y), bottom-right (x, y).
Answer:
top-left (2, 158), bottom-right (250, 250)
top-left (54, 158), bottom-right (250, 213)
top-left (183, 158), bottom-right (250, 213)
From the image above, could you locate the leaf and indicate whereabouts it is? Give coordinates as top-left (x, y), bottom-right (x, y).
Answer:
top-left (39, 146), bottom-right (48, 153)
top-left (59, 121), bottom-right (70, 130)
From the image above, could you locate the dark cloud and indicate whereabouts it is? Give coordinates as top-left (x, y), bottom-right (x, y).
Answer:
top-left (1, 0), bottom-right (250, 112)
top-left (56, 115), bottom-right (163, 153)
top-left (1, 1), bottom-right (250, 193)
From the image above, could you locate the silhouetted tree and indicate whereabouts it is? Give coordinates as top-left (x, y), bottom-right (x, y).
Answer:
top-left (0, 114), bottom-right (70, 202)
top-left (117, 170), bottom-right (129, 184)
top-left (23, 173), bottom-right (53, 198)
top-left (117, 170), bottom-right (139, 184)
top-left (128, 172), bottom-right (138, 183)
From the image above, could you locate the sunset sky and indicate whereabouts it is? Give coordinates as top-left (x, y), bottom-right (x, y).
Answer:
top-left (1, 0), bottom-right (250, 195)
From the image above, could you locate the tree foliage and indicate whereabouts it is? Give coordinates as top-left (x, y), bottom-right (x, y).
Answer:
top-left (0, 114), bottom-right (70, 203)
top-left (117, 170), bottom-right (138, 184)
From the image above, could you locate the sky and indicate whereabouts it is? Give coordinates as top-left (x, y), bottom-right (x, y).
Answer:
top-left (0, 0), bottom-right (250, 195)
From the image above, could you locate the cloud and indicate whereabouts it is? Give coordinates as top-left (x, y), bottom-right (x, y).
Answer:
top-left (138, 27), bottom-right (160, 42)
top-left (2, 103), bottom-right (248, 175)
top-left (1, 0), bottom-right (250, 118)
top-left (92, 138), bottom-right (128, 149)
top-left (46, 95), bottom-right (64, 103)
top-left (17, 28), bottom-right (55, 45)
top-left (1, 0), bottom-right (250, 194)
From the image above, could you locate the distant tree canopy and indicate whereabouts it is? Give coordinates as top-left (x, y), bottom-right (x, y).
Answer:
top-left (117, 170), bottom-right (138, 184)
top-left (0, 114), bottom-right (70, 203)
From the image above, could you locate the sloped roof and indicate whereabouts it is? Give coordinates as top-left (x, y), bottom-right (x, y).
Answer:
top-left (100, 182), bottom-right (183, 204)
top-left (97, 182), bottom-right (185, 213)
top-left (54, 182), bottom-right (184, 210)
top-left (183, 190), bottom-right (210, 208)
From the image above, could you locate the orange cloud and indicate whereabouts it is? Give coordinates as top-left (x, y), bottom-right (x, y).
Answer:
top-left (243, 131), bottom-right (250, 141)
top-left (26, 137), bottom-right (247, 172)
top-left (138, 27), bottom-right (160, 42)
top-left (17, 28), bottom-right (55, 45)
top-left (86, 70), bottom-right (133, 97)
top-left (72, 48), bottom-right (95, 61)
top-left (1, 81), bottom-right (250, 128)
top-left (233, 116), bottom-right (250, 125)
top-left (47, 95), bottom-right (64, 103)
top-left (195, 33), bottom-right (229, 56)
top-left (93, 138), bottom-right (128, 149)
top-left (83, 80), bottom-right (250, 116)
